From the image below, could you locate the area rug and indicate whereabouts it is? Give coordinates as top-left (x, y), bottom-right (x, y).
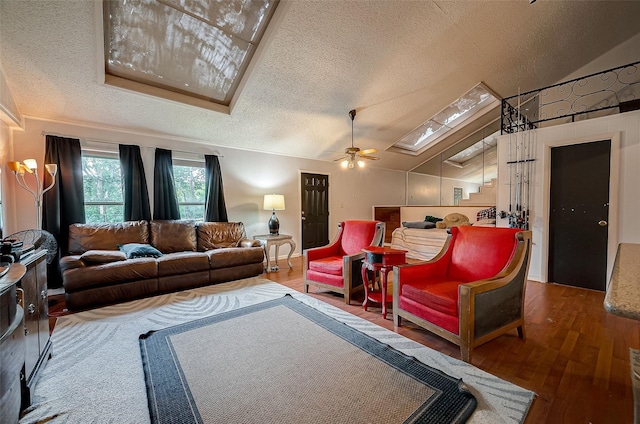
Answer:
top-left (140, 294), bottom-right (476, 424)
top-left (20, 277), bottom-right (534, 424)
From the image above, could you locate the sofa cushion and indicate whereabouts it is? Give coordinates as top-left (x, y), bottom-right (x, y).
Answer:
top-left (118, 243), bottom-right (163, 259)
top-left (68, 220), bottom-right (149, 254)
top-left (308, 256), bottom-right (343, 276)
top-left (207, 247), bottom-right (265, 269)
top-left (150, 220), bottom-right (197, 253)
top-left (63, 258), bottom-right (158, 293)
top-left (197, 222), bottom-right (247, 251)
top-left (80, 250), bottom-right (127, 264)
top-left (156, 252), bottom-right (210, 277)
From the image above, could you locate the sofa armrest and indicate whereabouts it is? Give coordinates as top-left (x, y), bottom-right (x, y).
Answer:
top-left (60, 255), bottom-right (85, 272)
top-left (238, 238), bottom-right (261, 248)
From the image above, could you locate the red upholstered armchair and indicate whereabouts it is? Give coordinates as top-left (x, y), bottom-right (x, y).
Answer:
top-left (303, 220), bottom-right (385, 304)
top-left (393, 226), bottom-right (532, 363)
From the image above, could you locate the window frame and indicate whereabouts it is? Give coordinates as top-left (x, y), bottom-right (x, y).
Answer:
top-left (172, 158), bottom-right (206, 221)
top-left (81, 151), bottom-right (125, 224)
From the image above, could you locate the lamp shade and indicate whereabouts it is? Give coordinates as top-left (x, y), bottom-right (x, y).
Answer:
top-left (263, 194), bottom-right (285, 211)
top-left (45, 163), bottom-right (58, 177)
top-left (23, 159), bottom-right (38, 170)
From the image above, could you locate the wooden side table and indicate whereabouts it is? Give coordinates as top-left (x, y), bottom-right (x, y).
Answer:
top-left (361, 246), bottom-right (407, 319)
top-left (253, 234), bottom-right (296, 272)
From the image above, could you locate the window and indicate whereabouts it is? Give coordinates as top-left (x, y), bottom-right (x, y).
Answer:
top-left (390, 83), bottom-right (500, 156)
top-left (103, 0), bottom-right (279, 112)
top-left (173, 163), bottom-right (205, 220)
top-left (82, 155), bottom-right (124, 223)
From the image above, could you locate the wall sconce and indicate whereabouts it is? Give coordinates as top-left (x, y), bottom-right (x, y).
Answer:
top-left (263, 194), bottom-right (285, 235)
top-left (7, 159), bottom-right (58, 229)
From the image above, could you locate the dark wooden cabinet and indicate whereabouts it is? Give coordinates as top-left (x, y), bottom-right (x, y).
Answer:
top-left (0, 263), bottom-right (27, 424)
top-left (18, 250), bottom-right (51, 408)
top-left (374, 206), bottom-right (401, 244)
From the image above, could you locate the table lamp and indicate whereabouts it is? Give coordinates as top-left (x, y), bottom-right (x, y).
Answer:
top-left (263, 194), bottom-right (285, 235)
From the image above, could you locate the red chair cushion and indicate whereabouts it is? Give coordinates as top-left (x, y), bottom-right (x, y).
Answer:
top-left (448, 226), bottom-right (520, 282)
top-left (305, 270), bottom-right (345, 288)
top-left (398, 296), bottom-right (460, 334)
top-left (401, 278), bottom-right (462, 316)
top-left (308, 256), bottom-right (343, 276)
top-left (340, 221), bottom-right (379, 256)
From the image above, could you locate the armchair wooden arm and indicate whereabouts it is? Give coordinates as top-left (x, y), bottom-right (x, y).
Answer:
top-left (458, 232), bottom-right (532, 361)
top-left (393, 227), bottom-right (532, 363)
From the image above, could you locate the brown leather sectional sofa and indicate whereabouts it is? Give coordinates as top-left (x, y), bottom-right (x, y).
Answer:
top-left (60, 220), bottom-right (265, 311)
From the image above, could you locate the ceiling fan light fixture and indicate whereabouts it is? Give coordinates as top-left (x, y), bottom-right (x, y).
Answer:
top-left (336, 109), bottom-right (379, 169)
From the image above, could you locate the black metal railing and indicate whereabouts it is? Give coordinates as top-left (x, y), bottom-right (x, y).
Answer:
top-left (501, 61), bottom-right (640, 134)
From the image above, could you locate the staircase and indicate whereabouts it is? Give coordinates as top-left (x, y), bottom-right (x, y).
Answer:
top-left (459, 178), bottom-right (496, 206)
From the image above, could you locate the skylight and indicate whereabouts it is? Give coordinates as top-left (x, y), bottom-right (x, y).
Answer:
top-left (103, 0), bottom-right (278, 112)
top-left (391, 83), bottom-right (500, 155)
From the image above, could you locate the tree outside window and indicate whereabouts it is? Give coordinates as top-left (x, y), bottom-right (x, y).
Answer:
top-left (173, 164), bottom-right (205, 220)
top-left (83, 155), bottom-right (124, 223)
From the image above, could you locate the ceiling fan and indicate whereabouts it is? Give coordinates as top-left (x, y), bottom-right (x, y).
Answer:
top-left (335, 109), bottom-right (379, 168)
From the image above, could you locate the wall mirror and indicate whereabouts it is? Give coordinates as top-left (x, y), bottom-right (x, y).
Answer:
top-left (407, 120), bottom-right (500, 206)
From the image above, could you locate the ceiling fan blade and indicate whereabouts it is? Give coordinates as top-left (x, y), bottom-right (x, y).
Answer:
top-left (333, 155), bottom-right (349, 162)
top-left (358, 148), bottom-right (378, 155)
top-left (358, 155), bottom-right (380, 161)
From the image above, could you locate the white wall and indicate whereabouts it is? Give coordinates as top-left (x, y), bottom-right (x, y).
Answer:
top-left (0, 121), bottom-right (10, 236)
top-left (497, 110), bottom-right (640, 282)
top-left (4, 117), bottom-right (406, 258)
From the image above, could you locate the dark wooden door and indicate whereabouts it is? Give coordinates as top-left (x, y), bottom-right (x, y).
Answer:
top-left (301, 173), bottom-right (329, 250)
top-left (548, 140), bottom-right (610, 291)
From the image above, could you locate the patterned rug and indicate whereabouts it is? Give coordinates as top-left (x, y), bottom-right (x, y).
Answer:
top-left (20, 277), bottom-right (534, 424)
top-left (140, 295), bottom-right (476, 424)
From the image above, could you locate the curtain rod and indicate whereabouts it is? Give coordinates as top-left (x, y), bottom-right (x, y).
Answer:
top-left (40, 131), bottom-right (224, 157)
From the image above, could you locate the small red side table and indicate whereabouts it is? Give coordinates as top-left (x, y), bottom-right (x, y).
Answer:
top-left (361, 246), bottom-right (407, 319)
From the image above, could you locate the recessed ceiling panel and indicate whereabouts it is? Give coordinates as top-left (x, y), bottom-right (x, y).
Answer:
top-left (104, 0), bottom-right (277, 106)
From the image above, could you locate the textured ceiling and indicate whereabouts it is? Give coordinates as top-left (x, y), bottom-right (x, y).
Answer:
top-left (1, 1), bottom-right (639, 172)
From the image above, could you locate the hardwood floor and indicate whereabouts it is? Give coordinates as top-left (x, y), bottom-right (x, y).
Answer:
top-left (267, 256), bottom-right (638, 424)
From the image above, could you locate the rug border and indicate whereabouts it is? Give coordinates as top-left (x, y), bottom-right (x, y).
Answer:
top-left (139, 294), bottom-right (477, 424)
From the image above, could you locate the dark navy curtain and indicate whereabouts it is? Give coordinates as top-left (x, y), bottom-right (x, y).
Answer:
top-left (153, 148), bottom-right (180, 220)
top-left (204, 155), bottom-right (228, 222)
top-left (119, 144), bottom-right (151, 221)
top-left (42, 135), bottom-right (85, 288)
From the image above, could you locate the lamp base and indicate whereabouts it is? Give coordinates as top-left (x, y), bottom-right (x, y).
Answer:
top-left (268, 212), bottom-right (280, 235)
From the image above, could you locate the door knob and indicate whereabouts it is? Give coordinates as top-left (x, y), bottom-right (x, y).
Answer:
top-left (598, 220), bottom-right (607, 227)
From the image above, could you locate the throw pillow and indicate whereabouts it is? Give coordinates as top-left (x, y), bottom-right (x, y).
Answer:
top-left (402, 221), bottom-right (437, 229)
top-left (424, 215), bottom-right (443, 223)
top-left (117, 243), bottom-right (163, 259)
